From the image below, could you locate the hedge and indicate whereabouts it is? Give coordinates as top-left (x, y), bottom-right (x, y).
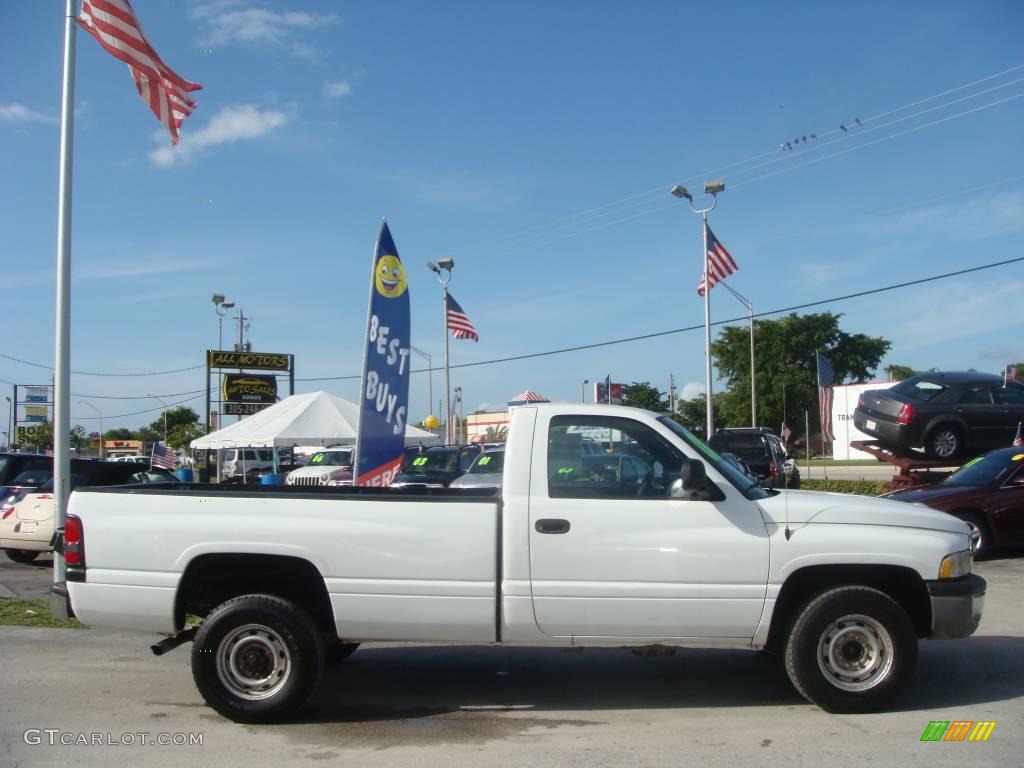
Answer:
top-left (798, 479), bottom-right (889, 496)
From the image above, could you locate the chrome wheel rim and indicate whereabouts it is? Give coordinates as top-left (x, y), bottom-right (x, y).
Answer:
top-left (817, 613), bottom-right (894, 692)
top-left (965, 521), bottom-right (983, 554)
top-left (931, 430), bottom-right (958, 458)
top-left (216, 624), bottom-right (292, 701)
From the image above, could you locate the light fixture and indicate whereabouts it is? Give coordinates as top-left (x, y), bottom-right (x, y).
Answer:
top-left (704, 179), bottom-right (726, 195)
top-left (436, 257), bottom-right (455, 270)
top-left (212, 293), bottom-right (225, 305)
top-left (426, 261), bottom-right (440, 274)
top-left (670, 184), bottom-right (691, 200)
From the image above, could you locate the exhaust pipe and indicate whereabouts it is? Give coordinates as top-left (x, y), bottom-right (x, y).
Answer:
top-left (151, 627), bottom-right (197, 656)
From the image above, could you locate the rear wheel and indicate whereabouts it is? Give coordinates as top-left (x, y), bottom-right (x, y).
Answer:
top-left (3, 549), bottom-right (40, 563)
top-left (191, 594), bottom-right (323, 723)
top-left (785, 586), bottom-right (917, 713)
top-left (925, 426), bottom-right (962, 460)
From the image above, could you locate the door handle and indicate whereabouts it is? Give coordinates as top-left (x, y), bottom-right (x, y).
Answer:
top-left (535, 518), bottom-right (571, 534)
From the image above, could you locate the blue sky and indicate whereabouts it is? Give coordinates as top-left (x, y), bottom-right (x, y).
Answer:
top-left (2, 0), bottom-right (1023, 434)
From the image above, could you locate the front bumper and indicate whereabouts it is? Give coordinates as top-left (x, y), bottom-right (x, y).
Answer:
top-left (926, 573), bottom-right (986, 639)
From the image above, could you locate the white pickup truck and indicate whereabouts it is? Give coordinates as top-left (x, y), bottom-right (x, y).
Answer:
top-left (51, 404), bottom-right (985, 723)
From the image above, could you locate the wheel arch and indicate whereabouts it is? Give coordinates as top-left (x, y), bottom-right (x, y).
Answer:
top-left (765, 564), bottom-right (931, 654)
top-left (175, 553), bottom-right (337, 640)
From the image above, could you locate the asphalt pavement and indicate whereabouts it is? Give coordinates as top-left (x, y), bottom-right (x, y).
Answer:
top-left (1, 548), bottom-right (1022, 767)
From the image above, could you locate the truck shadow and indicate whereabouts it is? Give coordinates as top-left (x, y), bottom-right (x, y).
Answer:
top-left (299, 634), bottom-right (1024, 723)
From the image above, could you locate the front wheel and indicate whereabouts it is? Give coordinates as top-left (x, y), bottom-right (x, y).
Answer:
top-left (191, 594), bottom-right (323, 723)
top-left (3, 549), bottom-right (40, 563)
top-left (784, 586), bottom-right (917, 713)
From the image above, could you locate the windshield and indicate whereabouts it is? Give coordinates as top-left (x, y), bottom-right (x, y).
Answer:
top-left (893, 377), bottom-right (946, 402)
top-left (943, 451), bottom-right (1018, 487)
top-left (468, 451), bottom-right (504, 474)
top-left (657, 417), bottom-right (769, 499)
top-left (405, 450), bottom-right (459, 475)
top-left (307, 450), bottom-right (352, 467)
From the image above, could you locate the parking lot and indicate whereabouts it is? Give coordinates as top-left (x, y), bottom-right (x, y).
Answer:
top-left (1, 549), bottom-right (1021, 767)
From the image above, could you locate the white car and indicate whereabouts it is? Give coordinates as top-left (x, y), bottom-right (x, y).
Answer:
top-left (285, 447), bottom-right (353, 486)
top-left (1, 464), bottom-right (175, 563)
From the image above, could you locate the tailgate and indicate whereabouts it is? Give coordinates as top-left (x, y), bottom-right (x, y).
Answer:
top-left (859, 389), bottom-right (912, 421)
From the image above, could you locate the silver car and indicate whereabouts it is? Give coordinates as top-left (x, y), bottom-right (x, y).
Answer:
top-left (448, 448), bottom-right (504, 490)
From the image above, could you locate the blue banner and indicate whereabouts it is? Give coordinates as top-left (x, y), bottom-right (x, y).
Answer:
top-left (354, 221), bottom-right (411, 486)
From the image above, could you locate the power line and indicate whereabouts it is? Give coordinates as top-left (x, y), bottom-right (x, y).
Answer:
top-left (294, 255), bottom-right (1024, 381)
top-left (72, 394), bottom-right (205, 421)
top-left (0, 352), bottom-right (205, 377)
top-left (448, 63), bottom-right (1024, 257)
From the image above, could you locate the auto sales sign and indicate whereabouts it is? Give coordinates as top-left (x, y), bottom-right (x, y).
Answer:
top-left (353, 221), bottom-right (411, 487)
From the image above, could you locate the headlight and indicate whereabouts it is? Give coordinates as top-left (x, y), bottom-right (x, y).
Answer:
top-left (938, 549), bottom-right (972, 580)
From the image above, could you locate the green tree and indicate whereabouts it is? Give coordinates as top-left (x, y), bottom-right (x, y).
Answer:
top-left (621, 382), bottom-right (669, 412)
top-left (883, 364), bottom-right (916, 381)
top-left (70, 424), bottom-right (88, 453)
top-left (712, 312), bottom-right (890, 437)
top-left (167, 422), bottom-right (204, 451)
top-left (669, 393), bottom-right (726, 439)
top-left (147, 406), bottom-right (200, 437)
top-left (104, 427), bottom-right (135, 440)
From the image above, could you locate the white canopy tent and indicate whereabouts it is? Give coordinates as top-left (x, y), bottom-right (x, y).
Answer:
top-left (191, 390), bottom-right (439, 450)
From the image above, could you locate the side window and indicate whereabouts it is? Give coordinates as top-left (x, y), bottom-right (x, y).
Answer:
top-left (996, 386), bottom-right (1024, 405)
top-left (458, 450), bottom-right (476, 473)
top-left (958, 386), bottom-right (993, 405)
top-left (547, 415), bottom-right (683, 499)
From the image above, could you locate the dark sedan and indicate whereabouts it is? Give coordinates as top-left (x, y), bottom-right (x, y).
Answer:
top-left (854, 371), bottom-right (1024, 460)
top-left (884, 446), bottom-right (1024, 556)
top-left (390, 444), bottom-right (483, 489)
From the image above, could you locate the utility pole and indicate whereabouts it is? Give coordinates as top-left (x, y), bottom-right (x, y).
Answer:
top-left (668, 373), bottom-right (677, 414)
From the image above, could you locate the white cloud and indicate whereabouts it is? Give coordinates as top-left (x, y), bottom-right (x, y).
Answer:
top-left (323, 80), bottom-right (352, 100)
top-left (0, 103), bottom-right (57, 124)
top-left (680, 381), bottom-right (705, 400)
top-left (79, 258), bottom-right (215, 280)
top-left (150, 103), bottom-right (291, 167)
top-left (879, 192), bottom-right (1024, 240)
top-left (190, 3), bottom-right (339, 58)
top-left (887, 279), bottom-right (1024, 352)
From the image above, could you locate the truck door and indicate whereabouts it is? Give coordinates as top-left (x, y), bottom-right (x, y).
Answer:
top-left (528, 413), bottom-right (770, 640)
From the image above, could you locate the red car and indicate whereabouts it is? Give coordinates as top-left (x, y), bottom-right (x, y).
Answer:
top-left (884, 446), bottom-right (1024, 556)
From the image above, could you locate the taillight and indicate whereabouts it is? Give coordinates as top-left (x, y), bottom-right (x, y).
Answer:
top-left (897, 403), bottom-right (914, 425)
top-left (64, 514), bottom-right (84, 568)
top-left (768, 460), bottom-right (778, 477)
top-left (858, 394), bottom-right (866, 409)
top-left (1, 506), bottom-right (14, 520)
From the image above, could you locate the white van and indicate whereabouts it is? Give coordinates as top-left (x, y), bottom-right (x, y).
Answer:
top-left (220, 448), bottom-right (276, 480)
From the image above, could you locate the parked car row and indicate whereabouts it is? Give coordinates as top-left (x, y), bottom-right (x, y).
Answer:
top-left (1, 460), bottom-right (175, 563)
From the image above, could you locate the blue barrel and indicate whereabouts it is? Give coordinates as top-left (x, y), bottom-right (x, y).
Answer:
top-left (260, 473), bottom-right (284, 486)
top-left (174, 469), bottom-right (194, 483)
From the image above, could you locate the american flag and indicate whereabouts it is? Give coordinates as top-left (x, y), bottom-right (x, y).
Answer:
top-left (817, 352), bottom-right (836, 444)
top-left (151, 442), bottom-right (176, 469)
top-left (1015, 422), bottom-right (1023, 448)
top-left (78, 0), bottom-right (203, 145)
top-left (697, 224), bottom-right (739, 296)
top-left (446, 294), bottom-right (479, 341)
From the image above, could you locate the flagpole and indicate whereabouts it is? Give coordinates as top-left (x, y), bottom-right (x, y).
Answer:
top-left (53, 0), bottom-right (78, 589)
top-left (702, 215), bottom-right (714, 437)
top-left (443, 281), bottom-right (452, 444)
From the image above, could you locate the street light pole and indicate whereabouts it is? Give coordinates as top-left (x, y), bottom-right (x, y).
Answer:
top-left (719, 280), bottom-right (757, 427)
top-left (411, 347), bottom-right (434, 426)
top-left (580, 379), bottom-right (588, 403)
top-left (148, 393), bottom-right (169, 442)
top-left (426, 259), bottom-right (455, 443)
top-left (78, 400), bottom-right (104, 458)
top-left (672, 180), bottom-right (725, 438)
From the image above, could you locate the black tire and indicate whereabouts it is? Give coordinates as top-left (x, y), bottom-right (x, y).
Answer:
top-left (784, 586), bottom-right (917, 713)
top-left (324, 641), bottom-right (360, 665)
top-left (191, 594), bottom-right (323, 723)
top-left (924, 425), bottom-right (962, 460)
top-left (954, 511), bottom-right (991, 558)
top-left (4, 549), bottom-right (40, 563)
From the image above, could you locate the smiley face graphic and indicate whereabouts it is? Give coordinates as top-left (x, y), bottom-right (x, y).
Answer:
top-left (374, 254), bottom-right (408, 298)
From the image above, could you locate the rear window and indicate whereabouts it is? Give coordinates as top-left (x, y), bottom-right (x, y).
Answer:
top-left (892, 377), bottom-right (946, 402)
top-left (708, 434), bottom-right (765, 460)
top-left (406, 451), bottom-right (459, 474)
